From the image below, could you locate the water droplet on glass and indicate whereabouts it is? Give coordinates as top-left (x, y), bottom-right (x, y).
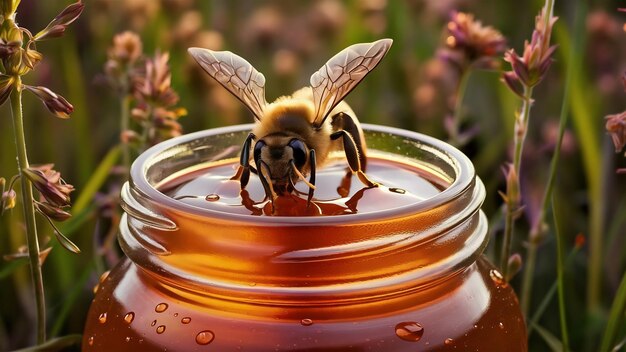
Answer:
top-left (88, 336), bottom-right (94, 346)
top-left (124, 312), bottom-right (135, 324)
top-left (125, 337), bottom-right (131, 342)
top-left (205, 194), bottom-right (220, 202)
top-left (394, 322), bottom-right (424, 342)
top-left (155, 303), bottom-right (168, 313)
top-left (174, 313), bottom-right (178, 317)
top-left (99, 270), bottom-right (110, 283)
top-left (156, 325), bottom-right (166, 334)
top-left (489, 269), bottom-right (508, 287)
top-left (98, 313), bottom-right (107, 324)
top-left (300, 318), bottom-right (313, 326)
top-left (181, 317), bottom-right (191, 324)
top-left (389, 187), bottom-right (406, 194)
top-left (151, 320), bottom-right (157, 327)
top-left (444, 338), bottom-right (454, 345)
top-left (195, 330), bottom-right (215, 345)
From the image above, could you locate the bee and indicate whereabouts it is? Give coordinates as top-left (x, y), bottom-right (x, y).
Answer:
top-left (188, 38), bottom-right (393, 204)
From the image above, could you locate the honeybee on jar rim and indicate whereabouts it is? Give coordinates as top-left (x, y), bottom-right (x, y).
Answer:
top-left (188, 38), bottom-right (393, 204)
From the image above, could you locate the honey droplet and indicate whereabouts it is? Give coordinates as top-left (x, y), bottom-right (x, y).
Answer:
top-left (195, 330), bottom-right (215, 345)
top-left (394, 322), bottom-right (424, 342)
top-left (98, 312), bottom-right (107, 324)
top-left (205, 194), bottom-right (220, 201)
top-left (88, 336), bottom-right (94, 346)
top-left (124, 312), bottom-right (135, 324)
top-left (156, 325), bottom-right (166, 334)
top-left (489, 269), bottom-right (508, 287)
top-left (389, 187), bottom-right (406, 194)
top-left (99, 270), bottom-right (110, 283)
top-left (151, 319), bottom-right (157, 327)
top-left (300, 318), bottom-right (313, 326)
top-left (155, 303), bottom-right (168, 313)
top-left (444, 337), bottom-right (454, 345)
top-left (181, 317), bottom-right (191, 324)
top-left (174, 313), bottom-right (178, 317)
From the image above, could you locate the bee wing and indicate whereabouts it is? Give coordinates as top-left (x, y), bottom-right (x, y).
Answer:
top-left (188, 47), bottom-right (267, 121)
top-left (309, 38), bottom-right (392, 127)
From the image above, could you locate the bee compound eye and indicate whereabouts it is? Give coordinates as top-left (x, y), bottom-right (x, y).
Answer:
top-left (288, 139), bottom-right (307, 169)
top-left (253, 140), bottom-right (266, 166)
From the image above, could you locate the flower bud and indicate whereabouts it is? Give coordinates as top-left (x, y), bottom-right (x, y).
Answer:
top-left (506, 253), bottom-right (523, 281)
top-left (36, 201), bottom-right (72, 221)
top-left (2, 189), bottom-right (16, 210)
top-left (23, 85), bottom-right (74, 119)
top-left (1, 0), bottom-right (20, 19)
top-left (34, 1), bottom-right (84, 41)
top-left (22, 164), bottom-right (74, 207)
top-left (605, 111), bottom-right (626, 152)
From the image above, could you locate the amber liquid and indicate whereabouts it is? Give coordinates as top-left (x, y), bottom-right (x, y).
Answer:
top-left (158, 156), bottom-right (447, 216)
top-left (83, 156), bottom-right (527, 351)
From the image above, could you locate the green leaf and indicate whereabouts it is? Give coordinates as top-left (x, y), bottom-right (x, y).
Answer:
top-left (12, 334), bottom-right (82, 352)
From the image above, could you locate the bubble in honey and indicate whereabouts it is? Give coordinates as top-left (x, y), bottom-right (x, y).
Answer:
top-left (151, 320), bottom-right (157, 327)
top-left (205, 194), bottom-right (220, 201)
top-left (98, 312), bottom-right (107, 324)
top-left (444, 337), bottom-right (454, 345)
top-left (88, 336), bottom-right (94, 346)
top-left (174, 313), bottom-right (179, 317)
top-left (181, 317), bottom-right (191, 324)
top-left (125, 337), bottom-right (131, 342)
top-left (394, 322), bottom-right (424, 342)
top-left (155, 303), bottom-right (168, 313)
top-left (99, 270), bottom-right (110, 283)
top-left (156, 325), bottom-right (166, 334)
top-left (195, 330), bottom-right (215, 345)
top-left (389, 187), bottom-right (406, 194)
top-left (498, 322), bottom-right (505, 330)
top-left (489, 269), bottom-right (508, 287)
top-left (300, 318), bottom-right (313, 326)
top-left (124, 312), bottom-right (135, 324)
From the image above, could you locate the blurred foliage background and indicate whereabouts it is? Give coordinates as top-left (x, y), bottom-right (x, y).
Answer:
top-left (0, 0), bottom-right (625, 350)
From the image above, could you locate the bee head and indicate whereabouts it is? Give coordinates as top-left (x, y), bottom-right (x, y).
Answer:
top-left (253, 135), bottom-right (309, 192)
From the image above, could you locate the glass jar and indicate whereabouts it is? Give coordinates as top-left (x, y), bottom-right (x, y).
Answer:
top-left (83, 124), bottom-right (527, 351)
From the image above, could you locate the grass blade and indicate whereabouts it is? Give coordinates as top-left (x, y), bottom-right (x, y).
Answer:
top-left (600, 270), bottom-right (626, 352)
top-left (533, 323), bottom-right (565, 352)
top-left (552, 196), bottom-right (570, 351)
top-left (72, 145), bottom-right (121, 214)
top-left (12, 334), bottom-right (82, 352)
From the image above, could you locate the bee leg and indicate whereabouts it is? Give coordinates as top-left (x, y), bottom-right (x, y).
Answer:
top-left (230, 132), bottom-right (255, 188)
top-left (307, 149), bottom-right (316, 206)
top-left (330, 129), bottom-right (378, 188)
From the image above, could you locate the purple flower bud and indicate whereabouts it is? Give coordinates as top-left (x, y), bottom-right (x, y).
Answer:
top-left (22, 164), bottom-right (74, 207)
top-left (34, 1), bottom-right (84, 41)
top-left (23, 85), bottom-right (74, 119)
top-left (36, 201), bottom-right (71, 221)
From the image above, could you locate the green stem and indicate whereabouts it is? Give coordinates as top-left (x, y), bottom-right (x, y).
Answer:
top-left (521, 0), bottom-right (583, 318)
top-left (10, 80), bottom-right (46, 344)
top-left (449, 68), bottom-right (472, 146)
top-left (120, 94), bottom-right (132, 173)
top-left (500, 85), bottom-right (533, 279)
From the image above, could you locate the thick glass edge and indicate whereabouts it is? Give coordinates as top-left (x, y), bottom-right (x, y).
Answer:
top-left (130, 123), bottom-right (477, 225)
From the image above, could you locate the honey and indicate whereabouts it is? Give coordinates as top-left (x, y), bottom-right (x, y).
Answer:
top-left (83, 124), bottom-right (527, 351)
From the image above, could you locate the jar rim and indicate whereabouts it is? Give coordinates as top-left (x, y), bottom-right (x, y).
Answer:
top-left (130, 123), bottom-right (475, 225)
